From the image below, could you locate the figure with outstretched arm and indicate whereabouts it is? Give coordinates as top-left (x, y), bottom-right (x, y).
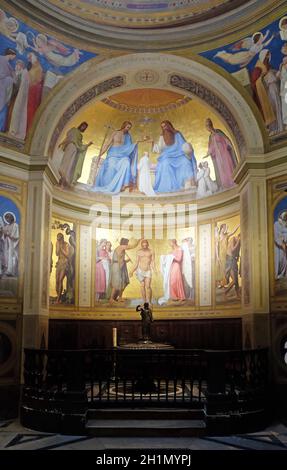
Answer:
top-left (215, 223), bottom-right (240, 288)
top-left (55, 233), bottom-right (69, 303)
top-left (136, 302), bottom-right (153, 342)
top-left (109, 237), bottom-right (143, 303)
top-left (91, 122), bottom-right (150, 195)
top-left (58, 122), bottom-right (93, 187)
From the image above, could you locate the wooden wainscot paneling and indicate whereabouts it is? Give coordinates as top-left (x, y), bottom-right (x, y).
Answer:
top-left (49, 318), bottom-right (242, 350)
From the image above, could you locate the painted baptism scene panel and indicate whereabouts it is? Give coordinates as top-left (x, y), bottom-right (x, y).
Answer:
top-left (95, 227), bottom-right (196, 309)
top-left (215, 214), bottom-right (241, 306)
top-left (52, 89), bottom-right (239, 200)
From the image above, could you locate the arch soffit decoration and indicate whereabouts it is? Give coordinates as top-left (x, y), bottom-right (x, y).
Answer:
top-left (28, 53), bottom-right (266, 159)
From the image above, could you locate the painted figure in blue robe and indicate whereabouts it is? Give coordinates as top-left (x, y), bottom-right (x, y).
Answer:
top-left (91, 121), bottom-right (138, 195)
top-left (0, 49), bottom-right (16, 132)
top-left (153, 120), bottom-right (198, 193)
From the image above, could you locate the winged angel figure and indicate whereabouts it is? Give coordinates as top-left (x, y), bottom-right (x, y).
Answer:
top-left (214, 30), bottom-right (274, 68)
top-left (0, 9), bottom-right (80, 67)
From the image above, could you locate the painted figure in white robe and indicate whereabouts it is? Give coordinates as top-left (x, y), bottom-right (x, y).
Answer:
top-left (274, 211), bottom-right (287, 279)
top-left (181, 237), bottom-right (195, 300)
top-left (278, 57), bottom-right (287, 127)
top-left (9, 60), bottom-right (30, 140)
top-left (158, 252), bottom-right (174, 305)
top-left (58, 122), bottom-right (93, 187)
top-left (31, 33), bottom-right (81, 68)
top-left (203, 161), bottom-right (218, 194)
top-left (0, 10), bottom-right (19, 41)
top-left (197, 163), bottom-right (211, 198)
top-left (137, 152), bottom-right (156, 196)
top-left (251, 50), bottom-right (283, 135)
top-left (2, 212), bottom-right (19, 277)
top-left (214, 31), bottom-right (274, 68)
top-left (279, 17), bottom-right (287, 41)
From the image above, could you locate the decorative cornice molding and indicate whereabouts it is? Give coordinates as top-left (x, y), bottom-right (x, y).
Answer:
top-left (234, 155), bottom-right (287, 185)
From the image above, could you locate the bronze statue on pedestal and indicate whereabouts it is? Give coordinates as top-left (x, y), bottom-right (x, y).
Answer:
top-left (136, 302), bottom-right (153, 343)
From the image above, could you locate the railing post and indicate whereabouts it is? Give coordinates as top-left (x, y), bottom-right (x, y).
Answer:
top-left (65, 351), bottom-right (87, 403)
top-left (206, 352), bottom-right (230, 414)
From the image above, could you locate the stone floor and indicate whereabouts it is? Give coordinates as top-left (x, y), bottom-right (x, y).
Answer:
top-left (1, 419), bottom-right (287, 450)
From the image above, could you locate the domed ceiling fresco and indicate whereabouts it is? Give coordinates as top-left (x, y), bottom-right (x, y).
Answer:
top-left (16, 0), bottom-right (248, 28)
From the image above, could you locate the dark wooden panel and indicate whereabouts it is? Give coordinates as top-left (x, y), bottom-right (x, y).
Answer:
top-left (49, 318), bottom-right (242, 350)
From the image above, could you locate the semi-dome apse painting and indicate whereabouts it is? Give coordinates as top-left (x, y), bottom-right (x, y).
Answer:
top-left (53, 88), bottom-right (238, 199)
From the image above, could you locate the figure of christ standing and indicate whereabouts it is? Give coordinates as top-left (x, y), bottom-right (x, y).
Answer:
top-left (55, 233), bottom-right (69, 303)
top-left (129, 240), bottom-right (156, 303)
top-left (109, 237), bottom-right (142, 303)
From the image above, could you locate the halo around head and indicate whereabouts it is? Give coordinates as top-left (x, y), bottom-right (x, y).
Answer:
top-left (279, 16), bottom-right (287, 30)
top-left (252, 31), bottom-right (263, 41)
top-left (3, 211), bottom-right (16, 223)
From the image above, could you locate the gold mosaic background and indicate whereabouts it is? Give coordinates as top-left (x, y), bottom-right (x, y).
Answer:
top-left (55, 90), bottom-right (236, 185)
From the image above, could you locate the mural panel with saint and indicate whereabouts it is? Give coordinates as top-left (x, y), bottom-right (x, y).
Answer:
top-left (49, 219), bottom-right (76, 305)
top-left (0, 195), bottom-right (20, 297)
top-left (274, 196), bottom-right (287, 296)
top-left (215, 215), bottom-right (241, 305)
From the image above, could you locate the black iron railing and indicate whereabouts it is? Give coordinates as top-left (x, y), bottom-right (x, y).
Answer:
top-left (22, 347), bottom-right (268, 410)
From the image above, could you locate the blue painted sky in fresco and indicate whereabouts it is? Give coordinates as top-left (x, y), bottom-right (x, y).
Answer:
top-left (201, 15), bottom-right (286, 74)
top-left (0, 9), bottom-right (96, 76)
top-left (274, 197), bottom-right (287, 221)
top-left (0, 196), bottom-right (20, 224)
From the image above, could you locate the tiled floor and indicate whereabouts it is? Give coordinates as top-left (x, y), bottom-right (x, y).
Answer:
top-left (1, 419), bottom-right (287, 450)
